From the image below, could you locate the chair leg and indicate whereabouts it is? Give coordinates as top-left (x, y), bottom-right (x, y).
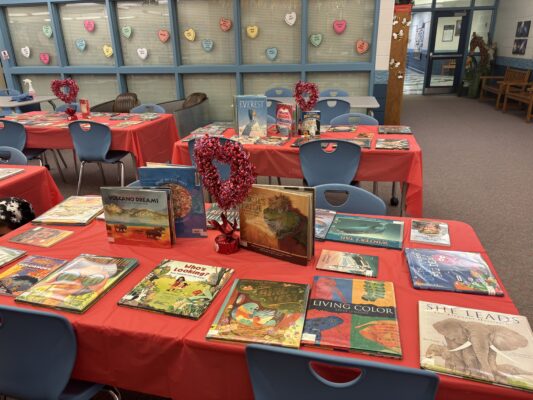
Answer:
top-left (50, 150), bottom-right (66, 183)
top-left (119, 161), bottom-right (125, 187)
top-left (72, 149), bottom-right (78, 176)
top-left (56, 149), bottom-right (68, 168)
top-left (373, 182), bottom-right (379, 195)
top-left (76, 161), bottom-right (86, 196)
top-left (390, 182), bottom-right (399, 206)
top-left (102, 386), bottom-right (121, 400)
top-left (527, 101), bottom-right (533, 122)
top-left (131, 153), bottom-right (138, 179)
top-left (495, 93), bottom-right (502, 109)
top-left (97, 162), bottom-right (107, 185)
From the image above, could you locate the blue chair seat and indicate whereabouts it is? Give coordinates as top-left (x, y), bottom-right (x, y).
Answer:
top-left (104, 150), bottom-right (130, 163)
top-left (59, 380), bottom-right (104, 400)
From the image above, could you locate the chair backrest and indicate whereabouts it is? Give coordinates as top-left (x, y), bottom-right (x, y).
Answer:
top-left (55, 103), bottom-right (80, 112)
top-left (0, 146), bottom-right (28, 165)
top-left (90, 99), bottom-right (115, 112)
top-left (299, 139), bottom-right (361, 186)
top-left (330, 112), bottom-right (379, 126)
top-left (320, 88), bottom-right (349, 97)
top-left (68, 120), bottom-right (112, 162)
top-left (188, 138), bottom-right (232, 181)
top-left (0, 120), bottom-right (26, 150)
top-left (267, 98), bottom-right (281, 118)
top-left (246, 344), bottom-right (439, 400)
top-left (265, 87), bottom-right (292, 97)
top-left (315, 183), bottom-right (387, 215)
top-left (0, 89), bottom-right (21, 96)
top-left (267, 115), bottom-right (276, 125)
top-left (113, 92), bottom-right (139, 113)
top-left (504, 67), bottom-right (531, 82)
top-left (130, 103), bottom-right (166, 114)
top-left (0, 305), bottom-right (77, 400)
top-left (315, 99), bottom-right (351, 124)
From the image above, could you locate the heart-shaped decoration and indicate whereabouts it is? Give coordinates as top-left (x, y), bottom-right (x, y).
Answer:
top-left (51, 78), bottom-right (79, 104)
top-left (20, 46), bottom-right (30, 58)
top-left (158, 29), bottom-right (170, 43)
top-left (219, 17), bottom-right (232, 32)
top-left (39, 53), bottom-right (50, 65)
top-left (84, 20), bottom-right (95, 32)
top-left (102, 44), bottom-right (113, 58)
top-left (246, 25), bottom-right (259, 39)
top-left (42, 25), bottom-right (53, 38)
top-left (265, 47), bottom-right (278, 61)
top-left (356, 39), bottom-right (370, 54)
top-left (137, 48), bottom-right (148, 60)
top-left (201, 39), bottom-right (214, 52)
top-left (309, 33), bottom-right (323, 47)
top-left (333, 19), bottom-right (347, 34)
top-left (285, 12), bottom-right (297, 26)
top-left (75, 38), bottom-right (87, 52)
top-left (184, 28), bottom-right (196, 41)
top-left (121, 25), bottom-right (132, 39)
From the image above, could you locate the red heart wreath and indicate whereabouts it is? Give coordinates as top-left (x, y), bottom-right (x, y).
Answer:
top-left (51, 78), bottom-right (79, 104)
top-left (294, 81), bottom-right (319, 112)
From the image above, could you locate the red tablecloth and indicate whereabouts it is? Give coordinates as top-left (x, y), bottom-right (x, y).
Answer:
top-left (172, 127), bottom-right (423, 217)
top-left (0, 165), bottom-right (63, 216)
top-left (5, 112), bottom-right (179, 167)
top-left (0, 217), bottom-right (528, 400)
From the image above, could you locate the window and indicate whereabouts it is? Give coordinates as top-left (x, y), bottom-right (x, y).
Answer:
top-left (18, 75), bottom-right (61, 111)
top-left (126, 75), bottom-right (177, 103)
top-left (71, 75), bottom-right (119, 106)
top-left (183, 74), bottom-right (236, 121)
top-left (470, 10), bottom-right (493, 43)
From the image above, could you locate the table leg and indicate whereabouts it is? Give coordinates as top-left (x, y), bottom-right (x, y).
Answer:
top-left (400, 182), bottom-right (408, 217)
top-left (48, 100), bottom-right (57, 110)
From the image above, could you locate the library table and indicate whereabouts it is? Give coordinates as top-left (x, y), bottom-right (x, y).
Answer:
top-left (0, 165), bottom-right (63, 216)
top-left (0, 217), bottom-right (528, 400)
top-left (0, 95), bottom-right (57, 113)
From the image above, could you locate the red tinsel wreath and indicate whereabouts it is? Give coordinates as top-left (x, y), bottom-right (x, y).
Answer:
top-left (51, 78), bottom-right (79, 104)
top-left (294, 81), bottom-right (319, 111)
top-left (194, 136), bottom-right (256, 211)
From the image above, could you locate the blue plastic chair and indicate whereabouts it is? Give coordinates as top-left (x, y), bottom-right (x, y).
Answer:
top-left (56, 103), bottom-right (81, 112)
top-left (299, 139), bottom-right (361, 186)
top-left (320, 88), bottom-right (349, 97)
top-left (315, 183), bottom-right (387, 215)
top-left (130, 103), bottom-right (166, 114)
top-left (246, 344), bottom-right (439, 400)
top-left (267, 98), bottom-right (281, 118)
top-left (69, 121), bottom-right (129, 195)
top-left (188, 138), bottom-right (231, 181)
top-left (0, 305), bottom-right (120, 400)
top-left (330, 112), bottom-right (379, 126)
top-left (0, 146), bottom-right (28, 165)
top-left (315, 99), bottom-right (351, 125)
top-left (265, 87), bottom-right (292, 97)
top-left (0, 120), bottom-right (45, 166)
top-left (267, 115), bottom-right (276, 125)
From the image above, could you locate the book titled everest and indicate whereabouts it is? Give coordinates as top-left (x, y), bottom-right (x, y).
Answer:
top-left (33, 196), bottom-right (103, 225)
top-left (376, 139), bottom-right (410, 150)
top-left (315, 208), bottom-right (336, 240)
top-left (405, 248), bottom-right (503, 296)
top-left (410, 220), bottom-right (450, 246)
top-left (234, 95), bottom-right (267, 137)
top-left (0, 168), bottom-right (24, 181)
top-left (0, 246), bottom-right (26, 268)
top-left (9, 227), bottom-right (73, 248)
top-left (316, 249), bottom-right (378, 277)
top-left (302, 276), bottom-right (402, 358)
top-left (378, 125), bottom-right (412, 134)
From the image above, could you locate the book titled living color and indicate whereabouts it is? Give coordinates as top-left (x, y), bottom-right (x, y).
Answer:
top-left (234, 95), bottom-right (267, 137)
top-left (376, 139), bottom-right (410, 150)
top-left (0, 246), bottom-right (26, 268)
top-left (0, 255), bottom-right (67, 296)
top-left (405, 248), bottom-right (503, 296)
top-left (9, 227), bottom-right (74, 248)
top-left (316, 249), bottom-right (378, 277)
top-left (276, 103), bottom-right (296, 136)
top-left (419, 301), bottom-right (533, 392)
top-left (410, 220), bottom-right (450, 246)
top-left (119, 259), bottom-right (233, 319)
top-left (33, 196), bottom-right (103, 225)
top-left (315, 208), bottom-right (336, 240)
top-left (0, 168), bottom-right (24, 181)
top-left (326, 215), bottom-right (404, 250)
top-left (378, 125), bottom-right (412, 134)
top-left (302, 276), bottom-right (401, 358)
top-left (207, 279), bottom-right (310, 348)
top-left (16, 254), bottom-right (138, 313)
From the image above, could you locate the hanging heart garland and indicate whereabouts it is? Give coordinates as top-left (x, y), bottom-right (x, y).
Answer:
top-left (294, 81), bottom-right (319, 112)
top-left (51, 78), bottom-right (79, 104)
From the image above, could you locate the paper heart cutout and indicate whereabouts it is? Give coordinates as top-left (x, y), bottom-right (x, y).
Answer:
top-left (39, 53), bottom-right (50, 64)
top-left (75, 38), bottom-right (87, 52)
top-left (201, 39), bottom-right (214, 52)
top-left (356, 39), bottom-right (370, 54)
top-left (102, 44), bottom-right (113, 58)
top-left (42, 25), bottom-right (53, 38)
top-left (285, 12), bottom-right (297, 26)
top-left (121, 26), bottom-right (132, 39)
top-left (137, 48), bottom-right (148, 60)
top-left (246, 25), bottom-right (259, 39)
top-left (219, 17), bottom-right (233, 32)
top-left (20, 46), bottom-right (30, 58)
top-left (309, 33), bottom-right (323, 47)
top-left (184, 28), bottom-right (196, 41)
top-left (265, 47), bottom-right (278, 61)
top-left (84, 20), bottom-right (95, 32)
top-left (158, 29), bottom-right (170, 43)
top-left (333, 19), bottom-right (347, 34)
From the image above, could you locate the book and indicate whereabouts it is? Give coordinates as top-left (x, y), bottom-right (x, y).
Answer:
top-left (405, 248), bottom-right (504, 296)
top-left (206, 203), bottom-right (239, 230)
top-left (326, 215), bottom-right (404, 250)
top-left (9, 227), bottom-right (74, 248)
top-left (291, 136), bottom-right (320, 147)
top-left (182, 123), bottom-right (230, 142)
top-left (316, 249), bottom-right (378, 277)
top-left (302, 276), bottom-right (401, 358)
top-left (375, 139), bottom-right (410, 150)
top-left (378, 125), bottom-right (412, 134)
top-left (410, 220), bottom-right (450, 246)
top-left (0, 246), bottom-right (26, 268)
top-left (347, 138), bottom-right (372, 149)
top-left (101, 187), bottom-right (174, 248)
top-left (325, 125), bottom-right (358, 133)
top-left (138, 165), bottom-right (207, 238)
top-left (207, 279), bottom-right (310, 348)
top-left (419, 301), bottom-right (533, 392)
top-left (119, 259), bottom-right (234, 319)
top-left (234, 95), bottom-right (267, 137)
top-left (0, 255), bottom-right (67, 296)
top-left (315, 208), bottom-right (336, 240)
top-left (355, 131), bottom-right (375, 139)
top-left (16, 254), bottom-right (138, 313)
top-left (275, 103), bottom-right (297, 136)
top-left (255, 137), bottom-right (289, 146)
top-left (239, 185), bottom-right (315, 265)
top-left (229, 135), bottom-right (259, 145)
top-left (301, 111), bottom-right (321, 136)
top-left (33, 196), bottom-right (103, 225)
top-left (0, 168), bottom-right (24, 181)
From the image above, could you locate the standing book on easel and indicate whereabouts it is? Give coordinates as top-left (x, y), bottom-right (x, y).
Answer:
top-left (234, 95), bottom-right (267, 137)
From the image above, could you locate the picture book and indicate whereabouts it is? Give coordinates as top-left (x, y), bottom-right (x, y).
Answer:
top-left (207, 279), bottom-right (310, 348)
top-left (0, 168), bottom-right (24, 181)
top-left (419, 301), bottom-right (533, 392)
top-left (33, 196), bottom-right (103, 225)
top-left (347, 138), bottom-right (372, 149)
top-left (325, 125), bottom-right (358, 133)
top-left (315, 208), bottom-right (336, 240)
top-left (302, 276), bottom-right (401, 358)
top-left (410, 220), bottom-right (450, 246)
top-left (326, 215), bottom-right (404, 250)
top-left (301, 111), bottom-right (321, 136)
top-left (234, 95), bottom-right (267, 137)
top-left (138, 165), bottom-right (207, 238)
top-left (354, 130), bottom-right (375, 139)
top-left (0, 255), bottom-right (67, 296)
top-left (291, 136), bottom-right (320, 147)
top-left (275, 103), bottom-right (297, 136)
top-left (405, 248), bottom-right (503, 296)
top-left (316, 250), bottom-right (378, 277)
top-left (239, 185), bottom-right (315, 265)
top-left (101, 187), bottom-right (173, 248)
top-left (0, 246), bottom-right (26, 268)
top-left (206, 203), bottom-right (239, 230)
top-left (119, 259), bottom-right (234, 319)
top-left (375, 139), bottom-right (410, 150)
top-left (183, 123), bottom-right (230, 142)
top-left (9, 227), bottom-right (73, 248)
top-left (255, 137), bottom-right (289, 146)
top-left (229, 135), bottom-right (259, 145)
top-left (16, 254), bottom-right (138, 313)
top-left (378, 125), bottom-right (412, 134)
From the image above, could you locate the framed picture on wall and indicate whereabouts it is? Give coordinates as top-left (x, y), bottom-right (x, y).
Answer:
top-left (516, 21), bottom-right (531, 38)
top-left (455, 19), bottom-right (461, 36)
top-left (512, 39), bottom-right (528, 55)
top-left (442, 25), bottom-right (454, 42)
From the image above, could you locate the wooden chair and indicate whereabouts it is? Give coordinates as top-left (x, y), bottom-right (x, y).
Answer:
top-left (502, 83), bottom-right (533, 122)
top-left (479, 67), bottom-right (531, 109)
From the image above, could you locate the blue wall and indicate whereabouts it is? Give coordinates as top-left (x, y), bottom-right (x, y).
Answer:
top-left (406, 49), bottom-right (428, 74)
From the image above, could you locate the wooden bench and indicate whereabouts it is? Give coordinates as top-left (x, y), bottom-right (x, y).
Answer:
top-left (502, 83), bottom-right (533, 122)
top-left (479, 67), bottom-right (531, 109)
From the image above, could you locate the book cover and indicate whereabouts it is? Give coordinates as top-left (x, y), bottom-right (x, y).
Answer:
top-left (405, 248), bottom-right (503, 296)
top-left (119, 259), bottom-right (233, 319)
top-left (206, 203), bottom-right (239, 230)
top-left (101, 187), bottom-right (173, 248)
top-left (0, 255), bottom-right (67, 296)
top-left (315, 208), bottom-right (336, 240)
top-left (0, 168), bottom-right (24, 181)
top-left (229, 135), bottom-right (260, 145)
top-left (378, 125), bottom-right (412, 134)
top-left (138, 166), bottom-right (207, 238)
top-left (207, 279), bottom-right (310, 348)
top-left (234, 95), bottom-right (267, 137)
top-left (410, 220), bottom-right (450, 246)
top-left (291, 136), bottom-right (320, 147)
top-left (419, 301), bottom-right (533, 392)
top-left (326, 215), bottom-right (404, 250)
top-left (302, 276), bottom-right (401, 358)
top-left (376, 139), bottom-right (410, 150)
top-left (276, 103), bottom-right (297, 136)
top-left (348, 138), bottom-right (372, 149)
top-left (0, 246), bottom-right (26, 268)
top-left (33, 196), bottom-right (103, 225)
top-left (316, 249), bottom-right (378, 277)
top-left (16, 254), bottom-right (138, 313)
top-left (239, 185), bottom-right (315, 265)
top-left (255, 137), bottom-right (289, 146)
top-left (301, 111), bottom-right (321, 136)
top-left (9, 227), bottom-right (74, 248)
top-left (325, 125), bottom-right (358, 133)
